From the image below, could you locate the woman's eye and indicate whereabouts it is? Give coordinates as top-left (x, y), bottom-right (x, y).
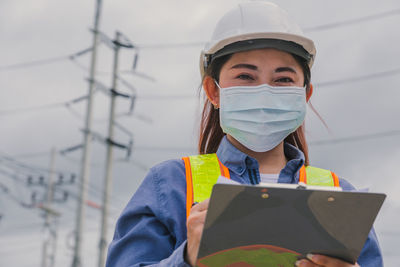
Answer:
top-left (236, 74), bottom-right (254, 80)
top-left (275, 77), bottom-right (294, 83)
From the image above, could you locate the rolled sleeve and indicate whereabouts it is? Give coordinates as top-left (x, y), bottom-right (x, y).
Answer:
top-left (357, 228), bottom-right (384, 267)
top-left (106, 161), bottom-right (189, 267)
top-left (157, 241), bottom-right (191, 267)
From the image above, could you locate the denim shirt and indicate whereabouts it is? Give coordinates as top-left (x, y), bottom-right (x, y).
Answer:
top-left (106, 136), bottom-right (383, 267)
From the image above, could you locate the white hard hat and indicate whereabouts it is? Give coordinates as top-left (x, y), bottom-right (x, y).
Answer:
top-left (200, 1), bottom-right (316, 76)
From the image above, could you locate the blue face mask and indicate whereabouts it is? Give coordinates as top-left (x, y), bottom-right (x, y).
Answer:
top-left (216, 81), bottom-right (306, 152)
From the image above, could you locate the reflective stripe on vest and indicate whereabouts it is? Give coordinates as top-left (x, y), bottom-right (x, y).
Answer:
top-left (299, 165), bottom-right (340, 187)
top-left (182, 154), bottom-right (230, 218)
top-left (183, 153), bottom-right (339, 218)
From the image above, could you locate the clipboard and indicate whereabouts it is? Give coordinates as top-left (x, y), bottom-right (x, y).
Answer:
top-left (196, 183), bottom-right (386, 267)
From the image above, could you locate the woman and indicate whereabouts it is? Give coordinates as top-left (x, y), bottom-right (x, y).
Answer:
top-left (106, 2), bottom-right (382, 267)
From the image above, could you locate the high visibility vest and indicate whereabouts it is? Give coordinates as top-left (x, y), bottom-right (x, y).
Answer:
top-left (182, 153), bottom-right (340, 218)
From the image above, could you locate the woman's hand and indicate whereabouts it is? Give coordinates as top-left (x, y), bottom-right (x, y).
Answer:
top-left (296, 254), bottom-right (360, 267)
top-left (185, 199), bottom-right (209, 267)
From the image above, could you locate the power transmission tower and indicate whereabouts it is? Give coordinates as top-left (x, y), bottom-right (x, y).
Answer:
top-left (40, 148), bottom-right (61, 267)
top-left (72, 0), bottom-right (103, 266)
top-left (98, 31), bottom-right (134, 267)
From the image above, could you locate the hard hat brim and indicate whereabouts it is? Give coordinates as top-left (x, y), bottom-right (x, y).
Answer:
top-left (200, 33), bottom-right (316, 77)
top-left (211, 38), bottom-right (312, 64)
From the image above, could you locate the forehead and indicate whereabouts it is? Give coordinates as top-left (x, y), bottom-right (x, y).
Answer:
top-left (225, 48), bottom-right (301, 68)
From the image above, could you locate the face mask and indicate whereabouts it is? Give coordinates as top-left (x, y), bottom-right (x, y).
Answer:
top-left (217, 82), bottom-right (306, 152)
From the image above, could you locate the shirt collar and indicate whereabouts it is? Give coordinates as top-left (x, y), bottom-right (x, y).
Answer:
top-left (216, 136), bottom-right (305, 183)
top-left (216, 136), bottom-right (250, 175)
top-left (279, 142), bottom-right (305, 184)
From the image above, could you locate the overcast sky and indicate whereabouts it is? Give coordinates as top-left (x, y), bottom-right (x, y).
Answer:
top-left (1, 0), bottom-right (399, 266)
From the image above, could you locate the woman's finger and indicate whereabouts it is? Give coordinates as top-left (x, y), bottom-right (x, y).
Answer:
top-left (185, 199), bottom-right (210, 266)
top-left (295, 259), bottom-right (319, 267)
top-left (186, 210), bottom-right (207, 230)
top-left (191, 198), bottom-right (210, 213)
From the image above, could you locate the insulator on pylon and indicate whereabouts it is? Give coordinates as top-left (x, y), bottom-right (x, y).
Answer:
top-left (63, 191), bottom-right (68, 201)
top-left (27, 176), bottom-right (33, 185)
top-left (31, 191), bottom-right (37, 203)
top-left (57, 174), bottom-right (64, 185)
top-left (70, 174), bottom-right (76, 184)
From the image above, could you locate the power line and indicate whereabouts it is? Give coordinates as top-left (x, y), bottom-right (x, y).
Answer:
top-left (1, 149), bottom-right (161, 214)
top-left (0, 94), bottom-right (192, 118)
top-left (58, 153), bottom-right (142, 206)
top-left (0, 157), bottom-right (122, 217)
top-left (0, 47), bottom-right (92, 72)
top-left (0, 101), bottom-right (68, 116)
top-left (2, 5), bottom-right (394, 73)
top-left (133, 145), bottom-right (195, 152)
top-left (64, 103), bottom-right (87, 121)
top-left (0, 56), bottom-right (70, 71)
top-left (303, 8), bottom-right (400, 32)
top-left (0, 153), bottom-right (75, 176)
top-left (0, 165), bottom-right (36, 184)
top-left (10, 151), bottom-right (50, 159)
top-left (7, 61), bottom-right (398, 116)
top-left (309, 129), bottom-right (400, 146)
top-left (138, 41), bottom-right (204, 49)
top-left (1, 65), bottom-right (399, 118)
top-left (1, 153), bottom-right (88, 196)
top-left (0, 170), bottom-right (37, 209)
top-left (1, 7), bottom-right (398, 74)
top-left (137, 94), bottom-right (195, 100)
top-left (137, 8), bottom-right (400, 48)
top-left (119, 129), bottom-right (400, 152)
top-left (314, 67), bottom-right (400, 88)
top-left (0, 94), bottom-right (90, 116)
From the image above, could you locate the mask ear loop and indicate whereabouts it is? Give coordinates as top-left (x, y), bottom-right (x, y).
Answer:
top-left (211, 80), bottom-right (224, 109)
top-left (212, 80), bottom-right (221, 109)
top-left (213, 79), bottom-right (222, 89)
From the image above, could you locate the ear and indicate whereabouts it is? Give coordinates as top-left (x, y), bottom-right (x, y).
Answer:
top-left (203, 76), bottom-right (220, 108)
top-left (306, 83), bottom-right (313, 102)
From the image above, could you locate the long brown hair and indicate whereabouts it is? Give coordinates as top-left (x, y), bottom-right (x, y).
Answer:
top-left (198, 52), bottom-right (311, 165)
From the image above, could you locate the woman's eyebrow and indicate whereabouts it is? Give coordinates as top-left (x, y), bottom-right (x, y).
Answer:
top-left (230, 63), bottom-right (258, 71)
top-left (275, 67), bottom-right (297, 74)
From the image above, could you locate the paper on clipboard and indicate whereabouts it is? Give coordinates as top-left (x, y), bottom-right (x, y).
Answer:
top-left (196, 182), bottom-right (386, 267)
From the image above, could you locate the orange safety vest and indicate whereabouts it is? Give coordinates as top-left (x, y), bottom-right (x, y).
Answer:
top-left (182, 153), bottom-right (339, 218)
